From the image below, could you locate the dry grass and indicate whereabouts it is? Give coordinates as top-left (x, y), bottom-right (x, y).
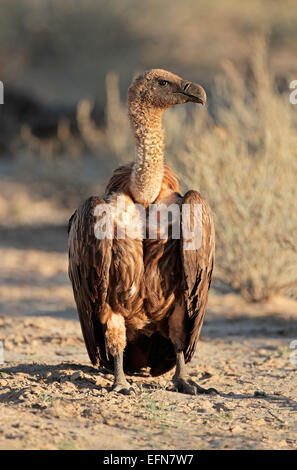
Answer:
top-left (167, 38), bottom-right (297, 301)
top-left (1, 0), bottom-right (297, 105)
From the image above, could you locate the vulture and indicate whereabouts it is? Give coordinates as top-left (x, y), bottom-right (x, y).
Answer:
top-left (68, 69), bottom-right (216, 395)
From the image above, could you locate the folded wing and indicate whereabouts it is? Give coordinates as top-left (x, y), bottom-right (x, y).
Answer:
top-left (180, 190), bottom-right (215, 363)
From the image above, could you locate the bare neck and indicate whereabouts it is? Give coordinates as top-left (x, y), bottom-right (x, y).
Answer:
top-left (129, 104), bottom-right (165, 205)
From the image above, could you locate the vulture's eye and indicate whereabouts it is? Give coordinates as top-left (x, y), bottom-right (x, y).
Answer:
top-left (158, 79), bottom-right (170, 87)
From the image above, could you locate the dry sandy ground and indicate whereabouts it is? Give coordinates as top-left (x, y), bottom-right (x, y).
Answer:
top-left (0, 172), bottom-right (296, 450)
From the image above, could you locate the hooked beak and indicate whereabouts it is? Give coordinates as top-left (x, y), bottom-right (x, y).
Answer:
top-left (180, 80), bottom-right (207, 105)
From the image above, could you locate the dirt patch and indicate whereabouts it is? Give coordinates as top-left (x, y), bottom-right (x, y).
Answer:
top-left (1, 306), bottom-right (296, 450)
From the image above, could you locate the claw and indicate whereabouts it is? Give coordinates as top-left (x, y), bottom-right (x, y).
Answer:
top-left (173, 378), bottom-right (218, 395)
top-left (112, 383), bottom-right (136, 395)
top-left (173, 378), bottom-right (197, 395)
top-left (188, 379), bottom-right (218, 395)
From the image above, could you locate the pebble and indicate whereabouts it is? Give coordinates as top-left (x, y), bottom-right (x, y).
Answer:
top-left (70, 371), bottom-right (83, 382)
top-left (254, 390), bottom-right (267, 397)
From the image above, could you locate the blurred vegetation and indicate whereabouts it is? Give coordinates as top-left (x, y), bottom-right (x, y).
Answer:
top-left (170, 38), bottom-right (297, 301)
top-left (1, 0), bottom-right (297, 105)
top-left (0, 1), bottom-right (297, 302)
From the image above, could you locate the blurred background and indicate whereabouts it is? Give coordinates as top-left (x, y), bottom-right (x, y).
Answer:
top-left (0, 0), bottom-right (297, 317)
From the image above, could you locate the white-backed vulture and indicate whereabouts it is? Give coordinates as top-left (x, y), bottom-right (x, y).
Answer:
top-left (68, 69), bottom-right (216, 395)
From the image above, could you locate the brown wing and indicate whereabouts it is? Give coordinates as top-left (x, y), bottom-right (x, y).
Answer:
top-left (68, 196), bottom-right (112, 367)
top-left (181, 190), bottom-right (215, 363)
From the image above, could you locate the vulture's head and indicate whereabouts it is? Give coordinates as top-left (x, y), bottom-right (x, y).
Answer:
top-left (127, 68), bottom-right (206, 111)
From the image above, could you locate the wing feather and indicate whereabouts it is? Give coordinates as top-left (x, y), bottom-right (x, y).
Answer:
top-left (68, 196), bottom-right (112, 366)
top-left (181, 190), bottom-right (215, 363)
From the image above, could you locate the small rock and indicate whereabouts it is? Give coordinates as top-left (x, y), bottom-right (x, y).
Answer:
top-left (0, 373), bottom-right (9, 379)
top-left (85, 375), bottom-right (97, 385)
top-left (82, 408), bottom-right (92, 418)
top-left (196, 408), bottom-right (208, 413)
top-left (5, 433), bottom-right (17, 439)
top-left (31, 403), bottom-right (47, 410)
top-left (70, 371), bottom-right (83, 382)
top-left (254, 390), bottom-right (267, 397)
top-left (229, 424), bottom-right (242, 433)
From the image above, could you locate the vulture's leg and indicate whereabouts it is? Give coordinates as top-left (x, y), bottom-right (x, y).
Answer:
top-left (169, 304), bottom-right (217, 395)
top-left (105, 312), bottom-right (135, 395)
top-left (112, 351), bottom-right (135, 395)
top-left (173, 349), bottom-right (217, 395)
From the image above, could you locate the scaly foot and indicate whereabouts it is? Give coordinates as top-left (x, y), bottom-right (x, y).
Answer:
top-left (173, 377), bottom-right (218, 395)
top-left (112, 381), bottom-right (136, 395)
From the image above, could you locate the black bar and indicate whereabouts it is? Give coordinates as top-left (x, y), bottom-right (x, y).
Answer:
top-left (0, 450), bottom-right (292, 466)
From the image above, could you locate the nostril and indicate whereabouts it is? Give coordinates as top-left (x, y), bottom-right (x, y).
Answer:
top-left (183, 82), bottom-right (190, 92)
